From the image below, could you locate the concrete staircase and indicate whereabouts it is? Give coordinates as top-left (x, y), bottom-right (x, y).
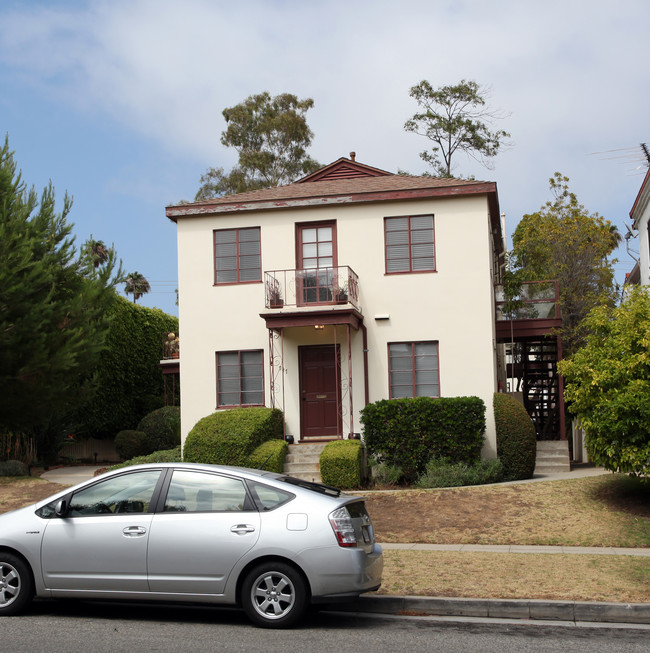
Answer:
top-left (283, 443), bottom-right (327, 482)
top-left (534, 440), bottom-right (571, 475)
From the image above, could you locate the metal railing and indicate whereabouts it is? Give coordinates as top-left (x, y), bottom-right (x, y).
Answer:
top-left (495, 280), bottom-right (560, 321)
top-left (264, 266), bottom-right (359, 310)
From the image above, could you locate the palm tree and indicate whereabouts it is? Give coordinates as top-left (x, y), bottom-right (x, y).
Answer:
top-left (125, 271), bottom-right (151, 303)
top-left (85, 237), bottom-right (110, 268)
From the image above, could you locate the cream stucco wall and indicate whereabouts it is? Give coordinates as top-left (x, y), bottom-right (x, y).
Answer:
top-left (176, 194), bottom-right (500, 456)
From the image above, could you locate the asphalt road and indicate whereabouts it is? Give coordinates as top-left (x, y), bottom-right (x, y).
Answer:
top-left (2, 599), bottom-right (648, 653)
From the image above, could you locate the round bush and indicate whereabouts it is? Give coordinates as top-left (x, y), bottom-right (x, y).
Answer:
top-left (494, 393), bottom-right (537, 480)
top-left (114, 430), bottom-right (149, 461)
top-left (247, 439), bottom-right (288, 473)
top-left (136, 406), bottom-right (181, 453)
top-left (320, 440), bottom-right (364, 489)
top-left (0, 459), bottom-right (28, 477)
top-left (184, 407), bottom-right (283, 465)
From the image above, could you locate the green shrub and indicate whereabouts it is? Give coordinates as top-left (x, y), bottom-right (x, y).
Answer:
top-left (361, 396), bottom-right (486, 484)
top-left (494, 393), bottom-right (537, 481)
top-left (247, 439), bottom-right (288, 473)
top-left (106, 446), bottom-right (182, 472)
top-left (320, 440), bottom-right (364, 489)
top-left (369, 459), bottom-right (404, 487)
top-left (183, 407), bottom-right (284, 465)
top-left (0, 459), bottom-right (29, 477)
top-left (415, 457), bottom-right (504, 488)
top-left (137, 406), bottom-right (181, 453)
top-left (114, 430), bottom-right (149, 461)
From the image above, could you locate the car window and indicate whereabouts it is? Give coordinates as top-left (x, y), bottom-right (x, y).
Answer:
top-left (163, 470), bottom-right (249, 513)
top-left (248, 481), bottom-right (294, 511)
top-left (68, 470), bottom-right (161, 517)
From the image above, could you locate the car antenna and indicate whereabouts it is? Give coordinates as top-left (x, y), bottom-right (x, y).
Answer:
top-left (258, 453), bottom-right (274, 470)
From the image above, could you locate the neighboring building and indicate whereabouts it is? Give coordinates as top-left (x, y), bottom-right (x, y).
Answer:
top-left (628, 167), bottom-right (650, 286)
top-left (166, 155), bottom-right (505, 456)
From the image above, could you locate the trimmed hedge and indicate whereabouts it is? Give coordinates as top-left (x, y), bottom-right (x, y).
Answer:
top-left (247, 439), bottom-right (288, 473)
top-left (183, 407), bottom-right (284, 466)
top-left (494, 393), bottom-right (537, 480)
top-left (320, 440), bottom-right (364, 489)
top-left (361, 396), bottom-right (486, 484)
top-left (114, 430), bottom-right (149, 461)
top-left (137, 406), bottom-right (181, 453)
top-left (106, 446), bottom-right (182, 472)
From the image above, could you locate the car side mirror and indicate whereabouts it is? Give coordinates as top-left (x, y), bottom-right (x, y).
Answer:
top-left (55, 499), bottom-right (68, 518)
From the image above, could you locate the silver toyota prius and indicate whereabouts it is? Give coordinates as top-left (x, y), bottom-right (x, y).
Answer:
top-left (0, 463), bottom-right (383, 628)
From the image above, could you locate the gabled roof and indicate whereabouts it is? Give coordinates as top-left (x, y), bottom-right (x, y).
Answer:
top-left (297, 154), bottom-right (391, 183)
top-left (166, 155), bottom-right (502, 253)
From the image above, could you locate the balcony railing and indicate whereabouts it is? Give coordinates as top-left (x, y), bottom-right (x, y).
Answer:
top-left (495, 280), bottom-right (560, 321)
top-left (264, 266), bottom-right (360, 310)
top-left (162, 331), bottom-right (180, 360)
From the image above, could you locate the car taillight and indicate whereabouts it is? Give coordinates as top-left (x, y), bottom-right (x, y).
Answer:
top-left (329, 506), bottom-right (357, 547)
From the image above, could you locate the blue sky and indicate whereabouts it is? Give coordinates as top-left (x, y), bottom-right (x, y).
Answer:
top-left (1, 0), bottom-right (648, 317)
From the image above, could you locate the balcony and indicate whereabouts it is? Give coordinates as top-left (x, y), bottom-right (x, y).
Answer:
top-left (495, 280), bottom-right (561, 340)
top-left (162, 331), bottom-right (180, 360)
top-left (264, 266), bottom-right (360, 311)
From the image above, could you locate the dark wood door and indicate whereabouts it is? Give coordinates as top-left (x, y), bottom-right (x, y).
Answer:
top-left (299, 345), bottom-right (341, 439)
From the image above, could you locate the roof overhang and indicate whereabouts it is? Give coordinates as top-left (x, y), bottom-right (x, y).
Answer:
top-left (630, 168), bottom-right (650, 229)
top-left (260, 308), bottom-right (363, 330)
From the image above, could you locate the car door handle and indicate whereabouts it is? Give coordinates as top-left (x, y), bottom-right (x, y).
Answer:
top-left (230, 524), bottom-right (256, 535)
top-left (122, 526), bottom-right (147, 537)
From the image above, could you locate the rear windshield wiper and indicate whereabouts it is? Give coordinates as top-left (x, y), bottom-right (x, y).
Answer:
top-left (280, 476), bottom-right (341, 497)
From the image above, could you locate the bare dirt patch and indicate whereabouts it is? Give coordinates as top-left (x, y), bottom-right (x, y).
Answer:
top-left (365, 475), bottom-right (650, 548)
top-left (0, 477), bottom-right (69, 513)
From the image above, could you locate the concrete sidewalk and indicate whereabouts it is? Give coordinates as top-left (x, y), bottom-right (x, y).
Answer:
top-left (40, 466), bottom-right (105, 486)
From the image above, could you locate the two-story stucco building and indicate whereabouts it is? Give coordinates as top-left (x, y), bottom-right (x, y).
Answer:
top-left (166, 155), bottom-right (505, 455)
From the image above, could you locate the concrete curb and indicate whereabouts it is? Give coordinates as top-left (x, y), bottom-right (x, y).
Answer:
top-left (336, 595), bottom-right (650, 625)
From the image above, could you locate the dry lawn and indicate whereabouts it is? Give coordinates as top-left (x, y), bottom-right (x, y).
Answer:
top-left (1, 472), bottom-right (649, 604)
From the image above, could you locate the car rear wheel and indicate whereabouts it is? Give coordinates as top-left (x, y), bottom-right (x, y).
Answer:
top-left (241, 562), bottom-right (308, 628)
top-left (0, 553), bottom-right (33, 616)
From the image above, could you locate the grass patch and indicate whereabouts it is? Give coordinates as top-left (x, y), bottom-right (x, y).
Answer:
top-left (377, 550), bottom-right (650, 603)
top-left (366, 474), bottom-right (650, 548)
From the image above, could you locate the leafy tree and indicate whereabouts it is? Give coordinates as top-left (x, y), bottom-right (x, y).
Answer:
top-left (0, 137), bottom-right (122, 437)
top-left (196, 91), bottom-right (320, 199)
top-left (404, 79), bottom-right (510, 177)
top-left (125, 271), bottom-right (151, 303)
top-left (509, 173), bottom-right (619, 355)
top-left (558, 287), bottom-right (650, 478)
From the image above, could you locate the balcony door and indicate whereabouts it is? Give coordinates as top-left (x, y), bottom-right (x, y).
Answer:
top-left (296, 222), bottom-right (337, 305)
top-left (299, 345), bottom-right (342, 439)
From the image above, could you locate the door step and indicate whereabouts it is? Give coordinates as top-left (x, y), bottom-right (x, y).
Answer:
top-left (283, 443), bottom-right (328, 483)
top-left (534, 440), bottom-right (571, 474)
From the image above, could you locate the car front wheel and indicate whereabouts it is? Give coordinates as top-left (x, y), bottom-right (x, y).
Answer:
top-left (0, 554), bottom-right (33, 616)
top-left (241, 562), bottom-right (308, 628)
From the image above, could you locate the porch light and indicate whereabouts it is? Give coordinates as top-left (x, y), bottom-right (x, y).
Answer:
top-left (314, 324), bottom-right (325, 329)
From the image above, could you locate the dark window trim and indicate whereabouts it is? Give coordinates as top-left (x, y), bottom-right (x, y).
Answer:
top-left (384, 214), bottom-right (436, 275)
top-left (213, 226), bottom-right (262, 285)
top-left (215, 349), bottom-right (265, 409)
top-left (387, 340), bottom-right (440, 399)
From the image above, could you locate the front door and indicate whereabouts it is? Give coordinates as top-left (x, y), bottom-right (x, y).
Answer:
top-left (299, 345), bottom-right (341, 439)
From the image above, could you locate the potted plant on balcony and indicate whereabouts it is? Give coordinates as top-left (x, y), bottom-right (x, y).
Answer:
top-left (267, 282), bottom-right (284, 308)
top-left (165, 332), bottom-right (180, 358)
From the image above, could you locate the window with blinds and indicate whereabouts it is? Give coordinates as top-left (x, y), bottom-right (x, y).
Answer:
top-left (384, 215), bottom-right (435, 273)
top-left (214, 227), bottom-right (261, 284)
top-left (216, 350), bottom-right (264, 407)
top-left (388, 341), bottom-right (440, 399)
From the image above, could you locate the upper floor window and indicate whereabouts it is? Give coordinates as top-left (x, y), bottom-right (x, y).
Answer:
top-left (214, 227), bottom-right (261, 284)
top-left (385, 215), bottom-right (435, 273)
top-left (388, 341), bottom-right (439, 399)
top-left (216, 349), bottom-right (264, 408)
